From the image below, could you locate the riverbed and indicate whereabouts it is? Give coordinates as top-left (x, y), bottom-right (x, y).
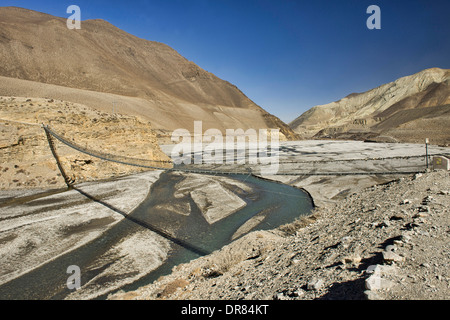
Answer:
top-left (2, 139), bottom-right (445, 300)
top-left (0, 170), bottom-right (313, 300)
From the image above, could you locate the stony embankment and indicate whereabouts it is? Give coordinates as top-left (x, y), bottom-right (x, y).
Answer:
top-left (110, 170), bottom-right (449, 300)
top-left (0, 96), bottom-right (171, 190)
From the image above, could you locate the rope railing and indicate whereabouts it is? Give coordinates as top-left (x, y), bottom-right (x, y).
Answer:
top-left (275, 153), bottom-right (447, 164)
top-left (41, 125), bottom-right (434, 177)
top-left (0, 118), bottom-right (42, 127)
top-left (43, 126), bottom-right (74, 187)
top-left (43, 125), bottom-right (173, 169)
top-left (43, 125), bottom-right (255, 175)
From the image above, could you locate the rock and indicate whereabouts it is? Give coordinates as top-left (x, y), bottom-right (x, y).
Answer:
top-left (390, 214), bottom-right (405, 221)
top-left (366, 264), bottom-right (398, 276)
top-left (341, 254), bottom-right (362, 266)
top-left (366, 265), bottom-right (378, 274)
top-left (376, 221), bottom-right (390, 229)
top-left (383, 250), bottom-right (405, 263)
top-left (289, 289), bottom-right (305, 298)
top-left (403, 222), bottom-right (420, 230)
top-left (307, 279), bottom-right (324, 291)
top-left (291, 259), bottom-right (301, 265)
top-left (422, 196), bottom-right (433, 204)
top-left (401, 199), bottom-right (411, 205)
top-left (414, 173), bottom-right (423, 179)
top-left (400, 233), bottom-right (412, 243)
top-left (385, 245), bottom-right (396, 252)
top-left (339, 236), bottom-right (353, 248)
top-left (418, 205), bottom-right (430, 213)
top-left (274, 292), bottom-right (287, 300)
top-left (365, 274), bottom-right (395, 290)
top-left (364, 290), bottom-right (383, 300)
top-left (413, 212), bottom-right (429, 218)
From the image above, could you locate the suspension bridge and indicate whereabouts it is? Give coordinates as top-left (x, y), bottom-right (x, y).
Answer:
top-left (39, 124), bottom-right (445, 188)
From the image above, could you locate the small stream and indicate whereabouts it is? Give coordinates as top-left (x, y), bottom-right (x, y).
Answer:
top-left (0, 171), bottom-right (313, 300)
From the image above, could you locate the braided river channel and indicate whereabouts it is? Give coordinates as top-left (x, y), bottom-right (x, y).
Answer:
top-left (0, 171), bottom-right (313, 300)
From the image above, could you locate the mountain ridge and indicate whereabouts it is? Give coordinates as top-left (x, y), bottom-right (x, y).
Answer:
top-left (0, 6), bottom-right (299, 140)
top-left (289, 68), bottom-right (450, 145)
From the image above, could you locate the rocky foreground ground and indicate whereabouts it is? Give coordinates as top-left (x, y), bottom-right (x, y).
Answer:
top-left (110, 170), bottom-right (449, 300)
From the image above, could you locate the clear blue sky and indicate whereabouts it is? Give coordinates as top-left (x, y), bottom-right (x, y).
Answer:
top-left (2, 0), bottom-right (450, 123)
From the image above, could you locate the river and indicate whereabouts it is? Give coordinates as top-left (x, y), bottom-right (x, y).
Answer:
top-left (0, 171), bottom-right (313, 300)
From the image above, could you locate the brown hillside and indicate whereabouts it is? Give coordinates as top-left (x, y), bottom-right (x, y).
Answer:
top-left (0, 96), bottom-right (171, 190)
top-left (0, 7), bottom-right (298, 140)
top-left (289, 68), bottom-right (450, 145)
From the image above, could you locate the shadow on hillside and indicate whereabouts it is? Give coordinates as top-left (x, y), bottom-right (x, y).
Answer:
top-left (318, 235), bottom-right (406, 300)
top-left (72, 186), bottom-right (210, 257)
top-left (317, 277), bottom-right (367, 300)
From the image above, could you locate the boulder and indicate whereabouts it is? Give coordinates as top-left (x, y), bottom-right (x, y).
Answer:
top-left (383, 251), bottom-right (405, 263)
top-left (307, 278), bottom-right (324, 291)
top-left (365, 274), bottom-right (395, 290)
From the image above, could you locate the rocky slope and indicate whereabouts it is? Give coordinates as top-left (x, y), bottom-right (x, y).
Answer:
top-left (0, 96), bottom-right (171, 190)
top-left (289, 68), bottom-right (450, 145)
top-left (109, 170), bottom-right (449, 300)
top-left (0, 6), bottom-right (298, 141)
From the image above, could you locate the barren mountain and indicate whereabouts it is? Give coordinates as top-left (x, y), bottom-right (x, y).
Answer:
top-left (289, 68), bottom-right (450, 145)
top-left (0, 6), bottom-right (298, 140)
